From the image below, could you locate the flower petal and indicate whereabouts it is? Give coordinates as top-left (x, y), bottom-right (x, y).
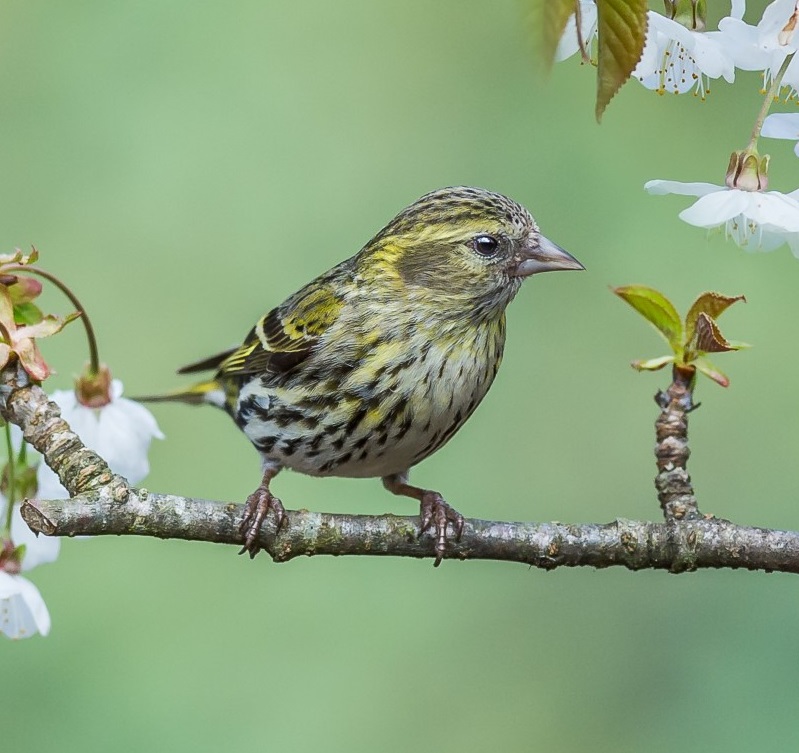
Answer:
top-left (758, 0), bottom-right (799, 50)
top-left (10, 509), bottom-right (60, 571)
top-left (0, 286), bottom-right (15, 330)
top-left (647, 12), bottom-right (694, 48)
top-left (555, 2), bottom-right (598, 61)
top-left (693, 32), bottom-right (736, 82)
top-left (645, 180), bottom-right (725, 197)
top-left (717, 17), bottom-right (773, 70)
top-left (0, 493), bottom-right (60, 571)
top-left (0, 572), bottom-right (51, 638)
top-left (783, 232), bottom-right (799, 257)
top-left (678, 190), bottom-right (751, 227)
top-left (762, 112), bottom-right (799, 139)
top-left (748, 191), bottom-right (799, 231)
top-left (0, 343), bottom-right (12, 370)
top-left (14, 338), bottom-right (50, 382)
top-left (37, 379), bottom-right (164, 497)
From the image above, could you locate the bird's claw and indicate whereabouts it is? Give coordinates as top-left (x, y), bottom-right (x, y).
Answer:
top-left (238, 485), bottom-right (286, 558)
top-left (419, 492), bottom-right (464, 567)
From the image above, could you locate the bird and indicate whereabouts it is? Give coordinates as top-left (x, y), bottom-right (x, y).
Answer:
top-left (140, 187), bottom-right (583, 564)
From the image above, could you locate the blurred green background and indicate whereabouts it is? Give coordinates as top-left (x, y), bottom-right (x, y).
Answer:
top-left (3, 1), bottom-right (799, 751)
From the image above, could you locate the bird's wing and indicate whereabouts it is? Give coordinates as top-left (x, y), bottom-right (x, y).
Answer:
top-left (215, 283), bottom-right (345, 378)
top-left (177, 347), bottom-right (239, 375)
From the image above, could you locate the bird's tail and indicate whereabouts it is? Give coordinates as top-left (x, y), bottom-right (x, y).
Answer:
top-left (133, 379), bottom-right (225, 407)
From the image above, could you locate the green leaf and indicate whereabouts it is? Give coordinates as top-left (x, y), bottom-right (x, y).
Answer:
top-left (13, 302), bottom-right (43, 326)
top-left (684, 292), bottom-right (745, 346)
top-left (721, 339), bottom-right (750, 350)
top-left (613, 285), bottom-right (683, 351)
top-left (533, 0), bottom-right (579, 69)
top-left (595, 0), bottom-right (649, 121)
top-left (695, 357), bottom-right (730, 388)
top-left (631, 355), bottom-right (674, 372)
top-left (21, 310), bottom-right (80, 340)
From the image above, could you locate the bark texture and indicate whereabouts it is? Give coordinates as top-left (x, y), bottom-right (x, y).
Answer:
top-left (654, 365), bottom-right (701, 521)
top-left (17, 491), bottom-right (799, 573)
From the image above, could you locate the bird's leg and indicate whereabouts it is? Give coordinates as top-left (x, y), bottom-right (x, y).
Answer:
top-left (382, 472), bottom-right (464, 567)
top-left (239, 464), bottom-right (285, 559)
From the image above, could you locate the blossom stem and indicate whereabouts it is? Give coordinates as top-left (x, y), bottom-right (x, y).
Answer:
top-left (575, 1), bottom-right (591, 64)
top-left (2, 422), bottom-right (15, 536)
top-left (6, 265), bottom-right (101, 376)
top-left (748, 52), bottom-right (796, 150)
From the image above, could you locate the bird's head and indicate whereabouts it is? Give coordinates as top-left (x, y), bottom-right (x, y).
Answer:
top-left (360, 186), bottom-right (583, 317)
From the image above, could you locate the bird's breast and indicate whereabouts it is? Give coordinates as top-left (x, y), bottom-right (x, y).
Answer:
top-left (233, 317), bottom-right (506, 479)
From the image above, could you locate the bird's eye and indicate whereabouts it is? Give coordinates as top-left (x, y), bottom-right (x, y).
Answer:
top-left (472, 234), bottom-right (499, 257)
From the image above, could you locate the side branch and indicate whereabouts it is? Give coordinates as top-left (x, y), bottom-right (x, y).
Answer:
top-left (19, 492), bottom-right (799, 573)
top-left (655, 365), bottom-right (700, 521)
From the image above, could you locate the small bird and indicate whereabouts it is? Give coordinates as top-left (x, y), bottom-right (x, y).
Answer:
top-left (142, 187), bottom-right (583, 564)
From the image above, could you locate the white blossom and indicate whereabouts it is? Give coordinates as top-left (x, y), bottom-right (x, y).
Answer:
top-left (633, 12), bottom-right (736, 97)
top-left (2, 494), bottom-right (60, 570)
top-left (645, 179), bottom-right (799, 255)
top-left (0, 571), bottom-right (50, 638)
top-left (730, 0), bottom-right (746, 19)
top-left (0, 494), bottom-right (56, 639)
top-left (555, 1), bottom-right (598, 62)
top-left (37, 379), bottom-right (164, 499)
top-left (762, 112), bottom-right (799, 155)
top-left (717, 1), bottom-right (799, 91)
top-left (758, 0), bottom-right (799, 48)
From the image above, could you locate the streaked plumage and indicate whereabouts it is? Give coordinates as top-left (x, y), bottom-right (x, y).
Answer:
top-left (142, 187), bottom-right (583, 563)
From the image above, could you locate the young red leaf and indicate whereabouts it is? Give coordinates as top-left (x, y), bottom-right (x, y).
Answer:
top-left (684, 292), bottom-right (745, 347)
top-left (691, 312), bottom-right (746, 354)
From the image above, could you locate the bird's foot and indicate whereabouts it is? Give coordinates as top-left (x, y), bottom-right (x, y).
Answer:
top-left (419, 492), bottom-right (464, 567)
top-left (238, 485), bottom-right (286, 559)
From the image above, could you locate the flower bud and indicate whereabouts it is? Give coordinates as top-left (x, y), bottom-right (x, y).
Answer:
top-left (725, 150), bottom-right (769, 191)
top-left (7, 276), bottom-right (43, 306)
top-left (0, 539), bottom-right (23, 575)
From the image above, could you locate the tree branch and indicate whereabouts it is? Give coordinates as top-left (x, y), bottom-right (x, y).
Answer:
top-left (17, 491), bottom-right (799, 572)
top-left (4, 362), bottom-right (799, 574)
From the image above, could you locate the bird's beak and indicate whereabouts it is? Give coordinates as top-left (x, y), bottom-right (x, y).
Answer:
top-left (512, 235), bottom-right (585, 277)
